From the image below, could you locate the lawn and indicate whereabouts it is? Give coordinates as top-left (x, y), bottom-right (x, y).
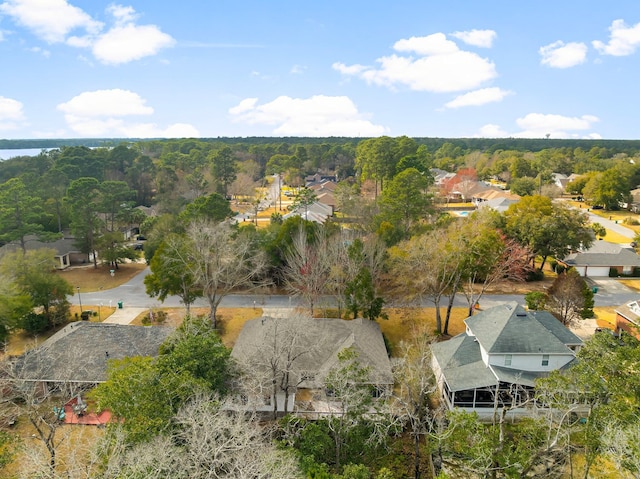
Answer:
top-left (56, 262), bottom-right (147, 293)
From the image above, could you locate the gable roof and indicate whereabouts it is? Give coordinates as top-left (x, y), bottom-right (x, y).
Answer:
top-left (563, 240), bottom-right (640, 267)
top-left (0, 234), bottom-right (81, 257)
top-left (15, 323), bottom-right (174, 383)
top-left (615, 299), bottom-right (640, 326)
top-left (231, 316), bottom-right (393, 388)
top-left (465, 302), bottom-right (582, 354)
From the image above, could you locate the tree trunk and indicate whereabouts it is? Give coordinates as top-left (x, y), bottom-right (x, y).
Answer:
top-left (413, 432), bottom-right (421, 479)
top-left (443, 292), bottom-right (456, 336)
top-left (433, 298), bottom-right (442, 335)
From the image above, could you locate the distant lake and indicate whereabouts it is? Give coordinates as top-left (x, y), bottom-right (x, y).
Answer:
top-left (0, 148), bottom-right (53, 160)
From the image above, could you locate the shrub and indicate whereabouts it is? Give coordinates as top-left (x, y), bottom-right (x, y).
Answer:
top-left (609, 267), bottom-right (620, 277)
top-left (525, 291), bottom-right (547, 310)
top-left (20, 312), bottom-right (49, 334)
top-left (526, 269), bottom-right (545, 282)
top-left (624, 217), bottom-right (640, 226)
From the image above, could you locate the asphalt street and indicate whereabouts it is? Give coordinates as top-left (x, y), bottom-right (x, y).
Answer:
top-left (73, 266), bottom-right (639, 310)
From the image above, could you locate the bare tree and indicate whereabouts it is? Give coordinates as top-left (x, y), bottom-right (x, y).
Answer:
top-left (283, 226), bottom-right (333, 316)
top-left (169, 220), bottom-right (268, 329)
top-left (546, 269), bottom-right (588, 325)
top-left (389, 229), bottom-right (462, 335)
top-left (392, 326), bottom-right (440, 479)
top-left (99, 394), bottom-right (303, 479)
top-left (0, 350), bottom-right (91, 474)
top-left (235, 313), bottom-right (321, 419)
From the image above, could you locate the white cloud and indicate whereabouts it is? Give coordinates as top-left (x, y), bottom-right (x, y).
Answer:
top-left (539, 41), bottom-right (587, 68)
top-left (229, 95), bottom-right (387, 136)
top-left (0, 1), bottom-right (173, 64)
top-left (444, 87), bottom-right (512, 108)
top-left (290, 64), bottom-right (306, 74)
top-left (57, 89), bottom-right (197, 138)
top-left (0, 0), bottom-right (102, 43)
top-left (475, 124), bottom-right (509, 138)
top-left (593, 19), bottom-right (640, 56)
top-left (393, 33), bottom-right (459, 55)
top-left (229, 98), bottom-right (258, 115)
top-left (58, 89), bottom-right (154, 117)
top-left (0, 96), bottom-right (25, 131)
top-left (450, 29), bottom-right (497, 48)
top-left (476, 113), bottom-right (600, 138)
top-left (333, 33), bottom-right (497, 93)
top-left (107, 4), bottom-right (137, 25)
top-left (92, 23), bottom-right (175, 64)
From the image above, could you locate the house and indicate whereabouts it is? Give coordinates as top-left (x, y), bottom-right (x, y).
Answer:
top-left (305, 173), bottom-right (337, 187)
top-left (561, 240), bottom-right (640, 277)
top-left (431, 302), bottom-right (582, 418)
top-left (13, 322), bottom-right (173, 389)
top-left (231, 316), bottom-right (393, 415)
top-left (614, 300), bottom-right (640, 338)
top-left (473, 190), bottom-right (521, 213)
top-left (0, 234), bottom-right (85, 269)
top-left (283, 201), bottom-right (333, 223)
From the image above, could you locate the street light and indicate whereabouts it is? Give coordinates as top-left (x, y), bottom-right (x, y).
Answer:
top-left (77, 286), bottom-right (83, 313)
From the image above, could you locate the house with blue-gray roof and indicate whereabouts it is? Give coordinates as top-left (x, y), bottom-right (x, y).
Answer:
top-left (431, 302), bottom-right (582, 417)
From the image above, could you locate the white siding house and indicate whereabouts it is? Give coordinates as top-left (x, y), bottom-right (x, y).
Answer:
top-left (431, 302), bottom-right (582, 418)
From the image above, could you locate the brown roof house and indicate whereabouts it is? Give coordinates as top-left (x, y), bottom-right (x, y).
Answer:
top-left (614, 300), bottom-right (640, 338)
top-left (231, 315), bottom-right (393, 416)
top-left (431, 302), bottom-right (582, 419)
top-left (561, 240), bottom-right (640, 277)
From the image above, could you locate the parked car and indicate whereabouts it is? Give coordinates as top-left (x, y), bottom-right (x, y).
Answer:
top-left (133, 243), bottom-right (144, 251)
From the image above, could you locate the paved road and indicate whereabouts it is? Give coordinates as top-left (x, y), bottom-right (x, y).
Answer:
top-left (72, 267), bottom-right (638, 311)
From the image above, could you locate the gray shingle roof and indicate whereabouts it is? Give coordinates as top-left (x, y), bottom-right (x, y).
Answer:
top-left (431, 334), bottom-right (497, 391)
top-left (563, 241), bottom-right (640, 267)
top-left (465, 302), bottom-right (582, 354)
top-left (231, 316), bottom-right (393, 388)
top-left (432, 302), bottom-right (582, 392)
top-left (16, 323), bottom-right (174, 383)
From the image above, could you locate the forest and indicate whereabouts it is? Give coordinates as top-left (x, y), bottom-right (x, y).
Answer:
top-left (0, 136), bottom-right (640, 478)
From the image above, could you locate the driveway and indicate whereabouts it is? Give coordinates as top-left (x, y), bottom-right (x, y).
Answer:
top-left (585, 277), bottom-right (639, 306)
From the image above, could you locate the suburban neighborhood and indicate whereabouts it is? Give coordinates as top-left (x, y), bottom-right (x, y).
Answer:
top-left (0, 137), bottom-right (640, 479)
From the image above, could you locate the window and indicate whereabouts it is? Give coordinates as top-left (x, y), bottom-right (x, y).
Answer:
top-left (542, 354), bottom-right (549, 366)
top-left (504, 354), bottom-right (512, 366)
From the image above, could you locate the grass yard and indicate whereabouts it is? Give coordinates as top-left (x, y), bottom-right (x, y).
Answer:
top-left (56, 262), bottom-right (147, 292)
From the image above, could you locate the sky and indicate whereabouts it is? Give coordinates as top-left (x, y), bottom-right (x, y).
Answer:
top-left (1, 1), bottom-right (640, 140)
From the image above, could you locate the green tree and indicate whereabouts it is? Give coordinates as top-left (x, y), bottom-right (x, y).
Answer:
top-left (66, 177), bottom-right (103, 268)
top-left (96, 231), bottom-right (138, 270)
top-left (325, 347), bottom-right (378, 471)
top-left (291, 187), bottom-right (318, 220)
top-left (536, 332), bottom-right (640, 478)
top-left (145, 237), bottom-right (202, 316)
top-left (376, 168), bottom-right (432, 242)
top-left (509, 176), bottom-right (538, 196)
top-left (179, 193), bottom-right (233, 224)
top-left (98, 180), bottom-right (134, 232)
top-left (0, 178), bottom-right (57, 253)
top-left (355, 137), bottom-right (399, 197)
top-left (503, 195), bottom-right (593, 269)
top-left (93, 317), bottom-right (233, 443)
top-left (0, 249), bottom-right (73, 329)
top-left (157, 315), bottom-right (232, 394)
top-left (210, 146), bottom-right (237, 196)
top-left (591, 222), bottom-right (607, 239)
top-left (582, 167), bottom-right (631, 210)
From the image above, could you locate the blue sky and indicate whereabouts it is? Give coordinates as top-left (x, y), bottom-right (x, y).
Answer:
top-left (1, 1), bottom-right (640, 140)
